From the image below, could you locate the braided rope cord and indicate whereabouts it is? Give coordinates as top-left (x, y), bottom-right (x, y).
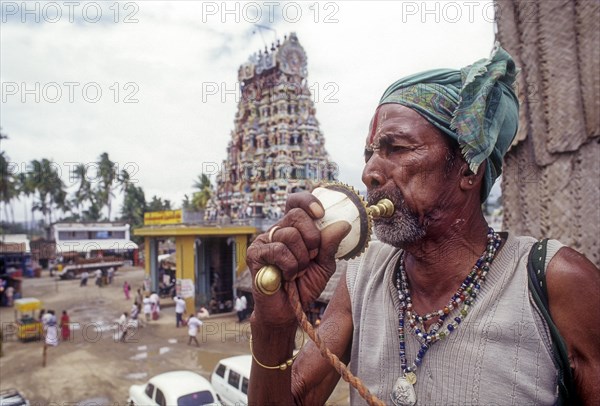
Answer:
top-left (285, 280), bottom-right (385, 406)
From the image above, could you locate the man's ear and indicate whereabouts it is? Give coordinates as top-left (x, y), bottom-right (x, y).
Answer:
top-left (459, 161), bottom-right (485, 192)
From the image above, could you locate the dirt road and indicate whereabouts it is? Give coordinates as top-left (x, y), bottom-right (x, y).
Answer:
top-left (0, 268), bottom-right (349, 405)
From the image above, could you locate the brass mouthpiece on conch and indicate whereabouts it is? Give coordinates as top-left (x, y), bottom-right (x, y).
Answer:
top-left (368, 198), bottom-right (394, 219)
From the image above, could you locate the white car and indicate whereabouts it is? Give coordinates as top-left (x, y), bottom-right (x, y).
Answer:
top-left (128, 371), bottom-right (220, 406)
top-left (211, 355), bottom-right (251, 406)
top-left (0, 388), bottom-right (30, 406)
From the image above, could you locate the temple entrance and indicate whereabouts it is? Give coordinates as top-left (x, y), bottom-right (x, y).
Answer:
top-left (196, 237), bottom-right (235, 314)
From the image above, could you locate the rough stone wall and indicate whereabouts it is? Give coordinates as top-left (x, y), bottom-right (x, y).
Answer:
top-left (496, 0), bottom-right (599, 267)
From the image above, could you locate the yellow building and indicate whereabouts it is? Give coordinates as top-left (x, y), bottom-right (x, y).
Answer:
top-left (135, 212), bottom-right (256, 314)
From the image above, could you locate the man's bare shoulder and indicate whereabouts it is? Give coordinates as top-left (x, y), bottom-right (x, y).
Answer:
top-left (546, 247), bottom-right (600, 403)
top-left (548, 246), bottom-right (599, 282)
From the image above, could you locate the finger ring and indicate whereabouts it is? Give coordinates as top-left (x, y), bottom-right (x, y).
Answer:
top-left (268, 226), bottom-right (281, 243)
top-left (255, 265), bottom-right (282, 295)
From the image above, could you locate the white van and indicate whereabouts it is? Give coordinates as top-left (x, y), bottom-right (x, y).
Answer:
top-left (211, 355), bottom-right (251, 406)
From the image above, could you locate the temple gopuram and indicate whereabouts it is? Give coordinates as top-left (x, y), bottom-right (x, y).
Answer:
top-left (213, 33), bottom-right (337, 222)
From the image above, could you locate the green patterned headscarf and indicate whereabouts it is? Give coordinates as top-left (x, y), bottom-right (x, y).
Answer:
top-left (379, 45), bottom-right (519, 202)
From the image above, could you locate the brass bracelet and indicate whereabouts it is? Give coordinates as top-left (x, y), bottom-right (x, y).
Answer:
top-left (249, 333), bottom-right (305, 371)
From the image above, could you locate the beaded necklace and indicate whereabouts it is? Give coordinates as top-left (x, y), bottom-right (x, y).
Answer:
top-left (390, 228), bottom-right (502, 406)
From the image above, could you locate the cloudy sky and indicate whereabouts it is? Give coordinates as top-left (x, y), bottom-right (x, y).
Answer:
top-left (1, 0), bottom-right (498, 221)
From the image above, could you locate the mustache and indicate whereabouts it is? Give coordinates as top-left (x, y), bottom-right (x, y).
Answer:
top-left (367, 188), bottom-right (405, 208)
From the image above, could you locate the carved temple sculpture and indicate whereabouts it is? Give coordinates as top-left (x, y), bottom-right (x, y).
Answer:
top-left (212, 33), bottom-right (337, 222)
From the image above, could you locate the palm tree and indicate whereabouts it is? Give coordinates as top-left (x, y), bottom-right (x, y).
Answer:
top-left (191, 173), bottom-right (213, 210)
top-left (28, 158), bottom-right (66, 228)
top-left (0, 130), bottom-right (19, 224)
top-left (120, 184), bottom-right (146, 229)
top-left (72, 163), bottom-right (91, 218)
top-left (53, 187), bottom-right (70, 220)
top-left (120, 184), bottom-right (147, 244)
top-left (17, 172), bottom-right (35, 231)
top-left (28, 159), bottom-right (49, 223)
top-left (96, 152), bottom-right (117, 220)
top-left (82, 194), bottom-right (102, 221)
top-left (0, 150), bottom-right (17, 224)
top-left (118, 168), bottom-right (131, 194)
top-left (147, 196), bottom-right (172, 211)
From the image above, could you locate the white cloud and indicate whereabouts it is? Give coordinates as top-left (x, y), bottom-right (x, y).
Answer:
top-left (1, 0), bottom-right (496, 220)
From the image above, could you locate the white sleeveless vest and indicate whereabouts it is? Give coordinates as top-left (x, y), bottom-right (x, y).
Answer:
top-left (346, 233), bottom-right (563, 405)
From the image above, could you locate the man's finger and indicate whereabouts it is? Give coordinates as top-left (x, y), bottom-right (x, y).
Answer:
top-left (247, 242), bottom-right (299, 277)
top-left (285, 191), bottom-right (324, 219)
top-left (317, 221), bottom-right (352, 266)
top-left (273, 208), bottom-right (321, 253)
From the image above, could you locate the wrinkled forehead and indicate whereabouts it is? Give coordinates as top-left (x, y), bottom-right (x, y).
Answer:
top-left (367, 107), bottom-right (382, 145)
top-left (367, 104), bottom-right (399, 145)
top-left (366, 104), bottom-right (425, 145)
top-left (366, 104), bottom-right (455, 151)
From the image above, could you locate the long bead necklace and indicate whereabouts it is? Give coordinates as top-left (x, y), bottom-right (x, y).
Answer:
top-left (390, 228), bottom-right (502, 406)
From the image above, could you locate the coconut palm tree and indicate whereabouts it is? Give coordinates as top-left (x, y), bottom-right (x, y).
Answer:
top-left (28, 159), bottom-right (49, 223)
top-left (82, 195), bottom-right (102, 221)
top-left (118, 168), bottom-right (131, 194)
top-left (147, 196), bottom-right (172, 211)
top-left (192, 173), bottom-right (213, 210)
top-left (72, 163), bottom-right (91, 218)
top-left (0, 150), bottom-right (17, 224)
top-left (0, 130), bottom-right (20, 224)
top-left (120, 184), bottom-right (146, 229)
top-left (17, 172), bottom-right (36, 230)
top-left (53, 187), bottom-right (70, 220)
top-left (28, 158), bottom-right (66, 227)
top-left (96, 152), bottom-right (117, 220)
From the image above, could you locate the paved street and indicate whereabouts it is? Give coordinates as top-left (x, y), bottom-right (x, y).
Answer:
top-left (0, 267), bottom-right (349, 405)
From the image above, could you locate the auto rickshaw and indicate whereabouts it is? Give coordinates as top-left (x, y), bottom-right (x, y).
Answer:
top-left (14, 297), bottom-right (43, 342)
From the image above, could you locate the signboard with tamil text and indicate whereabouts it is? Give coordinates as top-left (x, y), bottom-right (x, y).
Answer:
top-left (144, 210), bottom-right (182, 225)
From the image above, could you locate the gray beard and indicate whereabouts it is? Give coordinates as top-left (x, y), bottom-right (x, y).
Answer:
top-left (368, 189), bottom-right (426, 247)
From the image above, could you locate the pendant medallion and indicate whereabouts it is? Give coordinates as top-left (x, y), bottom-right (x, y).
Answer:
top-left (390, 375), bottom-right (417, 406)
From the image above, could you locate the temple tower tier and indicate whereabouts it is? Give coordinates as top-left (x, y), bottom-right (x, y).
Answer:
top-left (214, 33), bottom-right (337, 220)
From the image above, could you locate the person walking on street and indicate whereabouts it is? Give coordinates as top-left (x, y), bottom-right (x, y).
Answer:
top-left (143, 295), bottom-right (152, 322)
top-left (118, 312), bottom-right (128, 342)
top-left (60, 310), bottom-right (70, 341)
top-left (80, 271), bottom-right (88, 287)
top-left (131, 301), bottom-right (140, 321)
top-left (174, 296), bottom-right (186, 328)
top-left (42, 310), bottom-right (58, 367)
top-left (186, 313), bottom-right (203, 347)
top-left (95, 269), bottom-right (102, 287)
top-left (136, 288), bottom-right (143, 307)
top-left (5, 286), bottom-right (14, 307)
top-left (123, 281), bottom-right (131, 300)
top-left (240, 293), bottom-right (248, 320)
top-left (107, 267), bottom-right (114, 284)
top-left (132, 300), bottom-right (143, 329)
top-left (150, 292), bottom-right (160, 320)
top-left (234, 295), bottom-right (244, 323)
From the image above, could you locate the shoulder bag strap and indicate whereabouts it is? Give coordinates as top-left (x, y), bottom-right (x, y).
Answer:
top-left (527, 239), bottom-right (579, 405)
